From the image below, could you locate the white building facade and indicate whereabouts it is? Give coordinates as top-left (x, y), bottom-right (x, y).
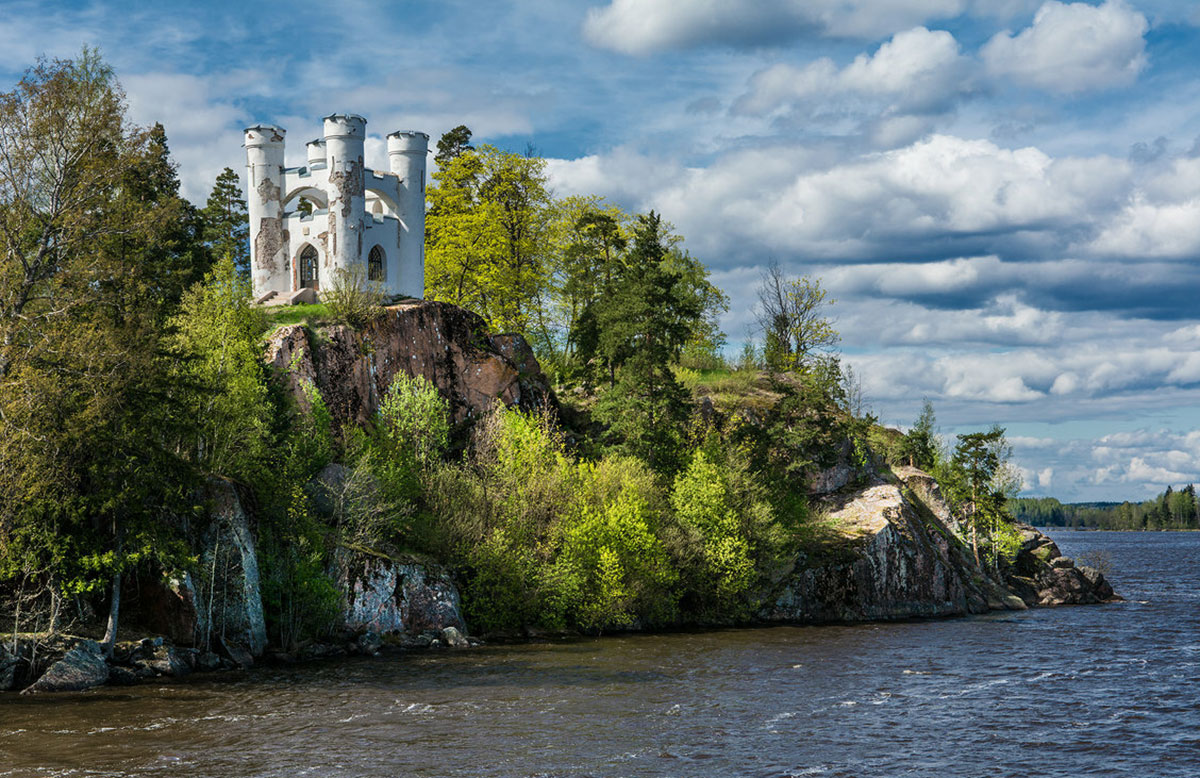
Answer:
top-left (244, 114), bottom-right (428, 302)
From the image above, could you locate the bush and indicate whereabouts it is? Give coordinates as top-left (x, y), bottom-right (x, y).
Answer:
top-left (376, 372), bottom-right (451, 469)
top-left (543, 457), bottom-right (677, 631)
top-left (324, 264), bottom-right (385, 329)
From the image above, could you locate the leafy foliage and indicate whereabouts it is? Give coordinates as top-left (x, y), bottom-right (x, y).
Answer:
top-left (324, 264), bottom-right (385, 329)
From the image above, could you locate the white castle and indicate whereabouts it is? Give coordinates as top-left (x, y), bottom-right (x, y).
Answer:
top-left (244, 114), bottom-right (428, 303)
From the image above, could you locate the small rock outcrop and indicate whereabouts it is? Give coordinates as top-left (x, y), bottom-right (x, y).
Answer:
top-left (762, 470), bottom-right (1023, 623)
top-left (1004, 525), bottom-right (1119, 607)
top-left (135, 480), bottom-right (268, 658)
top-left (21, 640), bottom-right (109, 694)
top-left (264, 301), bottom-right (554, 428)
top-left (334, 547), bottom-right (466, 637)
top-left (764, 466), bottom-right (1117, 624)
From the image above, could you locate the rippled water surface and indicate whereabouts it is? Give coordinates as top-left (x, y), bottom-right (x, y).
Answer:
top-left (2, 531), bottom-right (1198, 777)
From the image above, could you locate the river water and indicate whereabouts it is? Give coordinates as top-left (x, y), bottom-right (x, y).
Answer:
top-left (2, 531), bottom-right (1197, 777)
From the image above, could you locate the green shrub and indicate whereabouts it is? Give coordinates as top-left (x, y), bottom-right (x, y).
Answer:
top-left (376, 372), bottom-right (451, 469)
top-left (324, 264), bottom-right (385, 329)
top-left (544, 458), bottom-right (678, 631)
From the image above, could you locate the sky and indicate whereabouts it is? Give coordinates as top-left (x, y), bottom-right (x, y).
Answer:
top-left (3, 0), bottom-right (1200, 502)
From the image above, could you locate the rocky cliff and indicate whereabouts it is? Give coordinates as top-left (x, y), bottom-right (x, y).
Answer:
top-left (264, 300), bottom-right (553, 428)
top-left (761, 466), bottom-right (1118, 624)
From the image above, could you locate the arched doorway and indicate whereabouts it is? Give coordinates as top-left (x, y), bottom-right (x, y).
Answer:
top-left (299, 244), bottom-right (319, 289)
top-left (368, 245), bottom-right (385, 282)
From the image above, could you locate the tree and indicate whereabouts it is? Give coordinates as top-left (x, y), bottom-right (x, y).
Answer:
top-left (754, 261), bottom-right (839, 372)
top-left (425, 145), bottom-right (552, 333)
top-left (540, 198), bottom-right (628, 374)
top-left (200, 167), bottom-right (249, 276)
top-left (171, 255), bottom-right (273, 484)
top-left (944, 426), bottom-right (1021, 571)
top-left (435, 124), bottom-right (474, 167)
top-left (593, 212), bottom-right (705, 472)
top-left (901, 400), bottom-right (939, 470)
top-left (0, 51), bottom-right (201, 653)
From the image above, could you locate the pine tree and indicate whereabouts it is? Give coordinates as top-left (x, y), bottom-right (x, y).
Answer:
top-left (201, 167), bottom-right (250, 276)
top-left (593, 212), bottom-right (704, 473)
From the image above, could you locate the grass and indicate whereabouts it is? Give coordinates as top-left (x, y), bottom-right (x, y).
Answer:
top-left (262, 303), bottom-right (333, 330)
top-left (673, 366), bottom-right (783, 414)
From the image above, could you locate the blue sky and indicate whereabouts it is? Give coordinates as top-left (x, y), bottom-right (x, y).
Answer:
top-left (4, 0), bottom-right (1200, 502)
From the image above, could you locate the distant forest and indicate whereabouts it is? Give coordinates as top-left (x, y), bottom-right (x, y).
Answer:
top-left (1009, 484), bottom-right (1200, 530)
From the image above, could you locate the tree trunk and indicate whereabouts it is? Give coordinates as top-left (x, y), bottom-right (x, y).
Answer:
top-left (101, 522), bottom-right (123, 657)
top-left (101, 570), bottom-right (120, 657)
top-left (970, 514), bottom-right (980, 568)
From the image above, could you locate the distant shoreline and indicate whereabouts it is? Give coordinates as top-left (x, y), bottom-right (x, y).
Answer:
top-left (1039, 526), bottom-right (1200, 532)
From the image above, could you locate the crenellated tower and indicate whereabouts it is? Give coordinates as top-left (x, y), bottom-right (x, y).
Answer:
top-left (388, 130), bottom-right (429, 300)
top-left (243, 125), bottom-right (288, 297)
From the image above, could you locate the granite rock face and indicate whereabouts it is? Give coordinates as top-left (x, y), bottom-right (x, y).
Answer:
top-left (264, 301), bottom-right (554, 428)
top-left (191, 479), bottom-right (268, 657)
top-left (334, 547), bottom-right (466, 637)
top-left (762, 469), bottom-right (1023, 623)
top-left (1004, 526), bottom-right (1119, 607)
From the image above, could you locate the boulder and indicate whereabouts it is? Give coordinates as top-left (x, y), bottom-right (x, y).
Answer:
top-left (264, 301), bottom-right (554, 429)
top-left (216, 635), bottom-right (255, 669)
top-left (138, 645), bottom-right (193, 678)
top-left (334, 547), bottom-right (466, 637)
top-left (107, 666), bottom-right (141, 686)
top-left (0, 661), bottom-right (19, 692)
top-left (196, 652), bottom-right (223, 672)
top-left (441, 626), bottom-right (469, 648)
top-left (356, 631), bottom-right (383, 656)
top-left (21, 640), bottom-right (108, 694)
top-left (307, 463), bottom-right (351, 517)
top-left (1003, 525), bottom-right (1120, 607)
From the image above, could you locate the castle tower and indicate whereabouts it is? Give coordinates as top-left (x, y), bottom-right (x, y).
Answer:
top-left (305, 138), bottom-right (326, 168)
top-left (244, 125), bottom-right (287, 297)
top-left (388, 130), bottom-right (429, 299)
top-left (323, 114), bottom-right (367, 280)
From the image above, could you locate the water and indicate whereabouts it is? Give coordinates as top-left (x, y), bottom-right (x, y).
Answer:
top-left (2, 531), bottom-right (1198, 777)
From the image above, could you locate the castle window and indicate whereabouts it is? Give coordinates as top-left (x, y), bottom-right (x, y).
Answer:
top-left (299, 244), bottom-right (319, 289)
top-left (368, 245), bottom-right (385, 282)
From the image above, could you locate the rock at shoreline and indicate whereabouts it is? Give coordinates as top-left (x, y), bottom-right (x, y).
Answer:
top-left (763, 469), bottom-right (1017, 623)
top-left (21, 640), bottom-right (108, 694)
top-left (442, 626), bottom-right (469, 648)
top-left (334, 547), bottom-right (466, 637)
top-left (1005, 526), bottom-right (1120, 607)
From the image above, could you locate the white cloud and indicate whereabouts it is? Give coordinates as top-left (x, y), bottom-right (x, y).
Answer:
top-left (581, 0), bottom-right (965, 55)
top-left (981, 0), bottom-right (1148, 93)
top-left (1125, 456), bottom-right (1190, 485)
top-left (547, 134), bottom-right (1131, 263)
top-left (1088, 196), bottom-right (1200, 258)
top-left (1084, 156), bottom-right (1200, 259)
top-left (734, 27), bottom-right (974, 117)
top-left (123, 72), bottom-right (253, 202)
